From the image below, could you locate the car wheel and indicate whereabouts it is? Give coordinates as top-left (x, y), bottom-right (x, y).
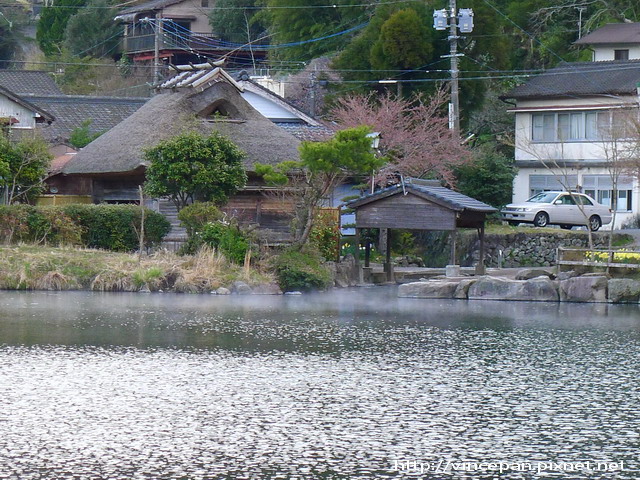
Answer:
top-left (589, 215), bottom-right (602, 232)
top-left (508, 221), bottom-right (519, 226)
top-left (560, 224), bottom-right (572, 230)
top-left (533, 212), bottom-right (549, 228)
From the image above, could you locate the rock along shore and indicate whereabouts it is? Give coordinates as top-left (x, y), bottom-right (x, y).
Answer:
top-left (398, 269), bottom-right (640, 304)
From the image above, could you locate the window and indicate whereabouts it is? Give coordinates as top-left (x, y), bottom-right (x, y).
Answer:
top-left (575, 195), bottom-right (593, 206)
top-left (614, 49), bottom-right (629, 60)
top-left (201, 0), bottom-right (209, 6)
top-left (532, 110), bottom-right (632, 142)
top-left (557, 195), bottom-right (576, 205)
top-left (529, 175), bottom-right (578, 196)
top-left (532, 113), bottom-right (555, 141)
top-left (583, 175), bottom-right (633, 211)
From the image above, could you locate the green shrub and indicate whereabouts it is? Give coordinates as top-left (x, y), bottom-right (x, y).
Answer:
top-left (61, 204), bottom-right (170, 251)
top-left (199, 221), bottom-right (249, 264)
top-left (0, 204), bottom-right (170, 251)
top-left (271, 246), bottom-right (332, 292)
top-left (177, 202), bottom-right (223, 236)
top-left (309, 210), bottom-right (340, 261)
top-left (0, 204), bottom-right (32, 244)
top-left (34, 207), bottom-right (83, 245)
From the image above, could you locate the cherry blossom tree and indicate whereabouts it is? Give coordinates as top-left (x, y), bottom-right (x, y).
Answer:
top-left (329, 89), bottom-right (473, 187)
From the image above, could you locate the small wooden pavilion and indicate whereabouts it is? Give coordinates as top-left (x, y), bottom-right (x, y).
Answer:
top-left (346, 178), bottom-right (497, 281)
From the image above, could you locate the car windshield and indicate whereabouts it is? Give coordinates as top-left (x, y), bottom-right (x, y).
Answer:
top-left (526, 192), bottom-right (559, 203)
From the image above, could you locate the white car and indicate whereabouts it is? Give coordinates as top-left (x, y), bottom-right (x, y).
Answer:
top-left (501, 191), bottom-right (612, 231)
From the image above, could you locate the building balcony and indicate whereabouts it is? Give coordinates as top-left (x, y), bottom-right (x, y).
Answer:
top-left (122, 32), bottom-right (267, 56)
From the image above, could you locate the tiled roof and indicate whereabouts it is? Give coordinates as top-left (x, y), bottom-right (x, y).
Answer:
top-left (348, 179), bottom-right (497, 213)
top-left (275, 122), bottom-right (333, 141)
top-left (0, 70), bottom-right (62, 96)
top-left (30, 95), bottom-right (148, 143)
top-left (504, 60), bottom-right (640, 99)
top-left (119, 0), bottom-right (186, 15)
top-left (575, 23), bottom-right (640, 45)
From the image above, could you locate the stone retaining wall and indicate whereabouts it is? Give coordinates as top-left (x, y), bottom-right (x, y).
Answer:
top-left (462, 231), bottom-right (622, 268)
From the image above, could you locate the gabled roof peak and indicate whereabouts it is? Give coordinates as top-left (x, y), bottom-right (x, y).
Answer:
top-left (159, 65), bottom-right (243, 93)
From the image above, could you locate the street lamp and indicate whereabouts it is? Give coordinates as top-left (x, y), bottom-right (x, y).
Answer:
top-left (366, 132), bottom-right (381, 194)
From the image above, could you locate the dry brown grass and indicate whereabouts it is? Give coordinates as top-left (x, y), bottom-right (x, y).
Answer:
top-left (0, 245), bottom-right (274, 292)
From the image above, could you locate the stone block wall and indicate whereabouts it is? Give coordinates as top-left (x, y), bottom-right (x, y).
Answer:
top-left (462, 231), bottom-right (627, 268)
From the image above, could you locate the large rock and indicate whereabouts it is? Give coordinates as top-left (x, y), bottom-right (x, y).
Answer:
top-left (398, 281), bottom-right (459, 298)
top-left (231, 281), bottom-right (252, 295)
top-left (559, 276), bottom-right (608, 303)
top-left (521, 276), bottom-right (559, 302)
top-left (454, 278), bottom-right (477, 299)
top-left (515, 268), bottom-right (556, 280)
top-left (252, 283), bottom-right (283, 295)
top-left (557, 270), bottom-right (579, 281)
top-left (608, 279), bottom-right (640, 303)
top-left (468, 276), bottom-right (558, 302)
top-left (328, 255), bottom-right (357, 288)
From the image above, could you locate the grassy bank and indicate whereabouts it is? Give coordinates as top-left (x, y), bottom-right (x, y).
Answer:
top-left (0, 245), bottom-right (274, 292)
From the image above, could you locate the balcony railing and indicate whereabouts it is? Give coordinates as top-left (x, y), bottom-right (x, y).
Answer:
top-left (122, 32), bottom-right (267, 54)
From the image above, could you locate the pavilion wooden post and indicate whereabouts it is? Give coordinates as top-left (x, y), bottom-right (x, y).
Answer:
top-left (475, 223), bottom-right (486, 275)
top-left (384, 228), bottom-right (394, 283)
top-left (449, 230), bottom-right (457, 265)
top-left (354, 227), bottom-right (363, 284)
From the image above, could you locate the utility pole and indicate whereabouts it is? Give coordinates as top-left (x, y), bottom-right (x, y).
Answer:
top-left (433, 2), bottom-right (474, 136)
top-left (154, 13), bottom-right (163, 84)
top-left (448, 0), bottom-right (460, 134)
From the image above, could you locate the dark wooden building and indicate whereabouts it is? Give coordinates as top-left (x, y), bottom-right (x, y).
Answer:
top-left (347, 178), bottom-right (497, 280)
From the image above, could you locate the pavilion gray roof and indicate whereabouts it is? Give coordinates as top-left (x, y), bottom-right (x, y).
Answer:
top-left (348, 179), bottom-right (497, 213)
top-left (0, 70), bottom-right (62, 96)
top-left (31, 95), bottom-right (148, 143)
top-left (575, 23), bottom-right (640, 45)
top-left (62, 75), bottom-right (302, 176)
top-left (503, 60), bottom-right (640, 100)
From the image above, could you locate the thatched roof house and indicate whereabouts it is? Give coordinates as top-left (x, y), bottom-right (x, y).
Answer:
top-left (61, 66), bottom-right (311, 242)
top-left (63, 67), bottom-right (302, 177)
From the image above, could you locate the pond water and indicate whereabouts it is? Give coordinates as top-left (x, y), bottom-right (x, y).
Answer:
top-left (0, 289), bottom-right (639, 479)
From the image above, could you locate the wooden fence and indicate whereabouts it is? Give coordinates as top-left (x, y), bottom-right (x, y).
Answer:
top-left (557, 247), bottom-right (640, 270)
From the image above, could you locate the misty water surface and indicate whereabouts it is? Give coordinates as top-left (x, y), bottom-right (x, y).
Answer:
top-left (0, 289), bottom-right (639, 479)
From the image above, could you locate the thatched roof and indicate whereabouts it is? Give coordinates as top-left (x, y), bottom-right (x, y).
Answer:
top-left (62, 71), bottom-right (302, 176)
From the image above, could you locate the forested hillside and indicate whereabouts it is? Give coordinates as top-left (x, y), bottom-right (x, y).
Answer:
top-left (2, 0), bottom-right (638, 103)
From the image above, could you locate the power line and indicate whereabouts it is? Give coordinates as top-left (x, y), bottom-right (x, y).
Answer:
top-left (147, 17), bottom-right (367, 50)
top-left (3, 0), bottom-right (415, 10)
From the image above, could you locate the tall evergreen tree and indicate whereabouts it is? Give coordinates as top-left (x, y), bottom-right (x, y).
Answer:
top-left (63, 0), bottom-right (121, 58)
top-left (259, 0), bottom-right (368, 62)
top-left (209, 0), bottom-right (265, 44)
top-left (37, 0), bottom-right (87, 56)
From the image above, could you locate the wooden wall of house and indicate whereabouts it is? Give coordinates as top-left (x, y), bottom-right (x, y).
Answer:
top-left (223, 192), bottom-right (294, 233)
top-left (92, 176), bottom-right (145, 203)
top-left (46, 174), bottom-right (92, 196)
top-left (162, 0), bottom-right (212, 33)
top-left (355, 193), bottom-right (457, 230)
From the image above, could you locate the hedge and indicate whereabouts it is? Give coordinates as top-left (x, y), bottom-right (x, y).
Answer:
top-left (0, 204), bottom-right (171, 251)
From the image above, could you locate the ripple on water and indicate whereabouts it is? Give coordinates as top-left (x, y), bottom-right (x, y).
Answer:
top-left (0, 291), bottom-right (639, 479)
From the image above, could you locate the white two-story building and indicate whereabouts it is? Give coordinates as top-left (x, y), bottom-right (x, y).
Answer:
top-left (503, 23), bottom-right (640, 228)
